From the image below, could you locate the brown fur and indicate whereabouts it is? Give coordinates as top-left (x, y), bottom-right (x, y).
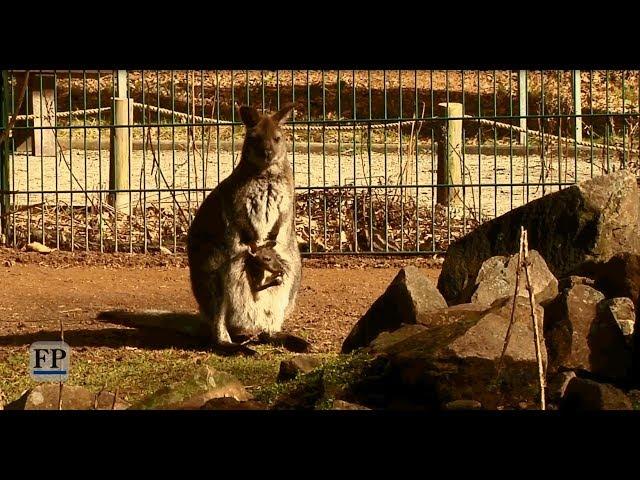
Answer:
top-left (187, 103), bottom-right (302, 347)
top-left (246, 241), bottom-right (286, 297)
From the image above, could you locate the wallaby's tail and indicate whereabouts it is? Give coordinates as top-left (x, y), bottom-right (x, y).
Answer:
top-left (97, 310), bottom-right (210, 338)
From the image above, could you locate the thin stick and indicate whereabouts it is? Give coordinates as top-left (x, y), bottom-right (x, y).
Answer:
top-left (522, 229), bottom-right (546, 410)
top-left (111, 387), bottom-right (119, 410)
top-left (58, 316), bottom-right (64, 411)
top-left (94, 386), bottom-right (105, 410)
top-left (144, 120), bottom-right (190, 226)
top-left (0, 202), bottom-right (46, 219)
top-left (494, 226), bottom-right (525, 382)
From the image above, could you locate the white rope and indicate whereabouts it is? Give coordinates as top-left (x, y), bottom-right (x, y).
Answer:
top-left (12, 107), bottom-right (111, 121)
top-left (8, 102), bottom-right (640, 155)
top-left (471, 115), bottom-right (640, 155)
top-left (134, 102), bottom-right (406, 131)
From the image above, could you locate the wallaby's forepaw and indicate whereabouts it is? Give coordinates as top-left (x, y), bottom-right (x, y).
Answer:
top-left (255, 275), bottom-right (284, 291)
top-left (212, 341), bottom-right (258, 357)
top-left (258, 332), bottom-right (312, 353)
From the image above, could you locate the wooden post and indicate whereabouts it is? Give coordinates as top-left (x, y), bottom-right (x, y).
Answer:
top-left (436, 102), bottom-right (463, 209)
top-left (11, 72), bottom-right (57, 156)
top-left (573, 70), bottom-right (582, 143)
top-left (109, 97), bottom-right (133, 212)
top-left (116, 70), bottom-right (128, 99)
top-left (518, 70), bottom-right (527, 145)
top-left (31, 73), bottom-right (57, 156)
top-left (1, 70), bottom-right (9, 237)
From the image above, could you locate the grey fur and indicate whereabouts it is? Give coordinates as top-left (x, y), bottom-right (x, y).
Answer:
top-left (187, 103), bottom-right (302, 346)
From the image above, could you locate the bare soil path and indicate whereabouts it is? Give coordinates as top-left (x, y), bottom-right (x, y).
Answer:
top-left (0, 249), bottom-right (440, 404)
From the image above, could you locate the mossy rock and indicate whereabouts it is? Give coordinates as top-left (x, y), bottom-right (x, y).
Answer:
top-left (131, 365), bottom-right (251, 409)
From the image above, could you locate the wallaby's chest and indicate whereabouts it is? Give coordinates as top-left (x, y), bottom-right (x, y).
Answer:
top-left (239, 177), bottom-right (291, 240)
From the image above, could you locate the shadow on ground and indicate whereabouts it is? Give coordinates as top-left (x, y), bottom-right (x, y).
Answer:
top-left (0, 327), bottom-right (210, 351)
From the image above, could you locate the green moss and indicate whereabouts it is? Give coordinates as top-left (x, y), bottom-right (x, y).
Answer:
top-left (253, 352), bottom-right (377, 409)
top-left (0, 346), bottom-right (282, 406)
top-left (1, 346), bottom-right (380, 410)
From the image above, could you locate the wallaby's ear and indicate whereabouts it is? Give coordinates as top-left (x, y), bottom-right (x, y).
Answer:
top-left (238, 104), bottom-right (261, 128)
top-left (271, 102), bottom-right (295, 125)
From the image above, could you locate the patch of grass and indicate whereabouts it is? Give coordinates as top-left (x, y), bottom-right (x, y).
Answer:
top-left (0, 345), bottom-right (285, 406)
top-left (0, 344), bottom-right (378, 410)
top-left (253, 352), bottom-right (376, 409)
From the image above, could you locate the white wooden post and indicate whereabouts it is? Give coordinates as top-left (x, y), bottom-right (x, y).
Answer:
top-left (573, 70), bottom-right (582, 143)
top-left (519, 70), bottom-right (527, 145)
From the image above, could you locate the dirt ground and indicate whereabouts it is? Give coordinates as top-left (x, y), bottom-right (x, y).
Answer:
top-left (0, 248), bottom-right (441, 404)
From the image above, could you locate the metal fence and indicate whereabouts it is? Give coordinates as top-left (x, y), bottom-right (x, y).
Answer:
top-left (1, 70), bottom-right (639, 255)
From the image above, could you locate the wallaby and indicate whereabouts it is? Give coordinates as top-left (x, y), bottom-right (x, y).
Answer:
top-left (186, 102), bottom-right (304, 355)
top-left (98, 103), bottom-right (307, 356)
top-left (246, 241), bottom-right (286, 295)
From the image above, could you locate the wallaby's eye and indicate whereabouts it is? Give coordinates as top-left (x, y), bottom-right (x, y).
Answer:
top-left (274, 135), bottom-right (281, 143)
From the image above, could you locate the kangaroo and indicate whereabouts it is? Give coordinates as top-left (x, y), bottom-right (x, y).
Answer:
top-left (186, 102), bottom-right (304, 355)
top-left (98, 103), bottom-right (308, 356)
top-left (246, 241), bottom-right (287, 295)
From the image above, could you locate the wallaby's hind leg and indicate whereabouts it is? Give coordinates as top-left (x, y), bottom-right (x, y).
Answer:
top-left (193, 269), bottom-right (257, 357)
top-left (209, 303), bottom-right (257, 356)
top-left (212, 341), bottom-right (258, 356)
top-left (257, 332), bottom-right (312, 353)
top-left (208, 309), bottom-right (257, 356)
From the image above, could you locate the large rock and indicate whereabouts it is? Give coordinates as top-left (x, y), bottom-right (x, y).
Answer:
top-left (544, 284), bottom-right (632, 381)
top-left (7, 385), bottom-right (95, 410)
top-left (6, 386), bottom-right (130, 410)
top-left (277, 355), bottom-right (324, 382)
top-left (94, 390), bottom-right (131, 410)
top-left (628, 390), bottom-right (640, 409)
top-left (470, 250), bottom-right (558, 307)
top-left (368, 324), bottom-right (430, 354)
top-left (444, 400), bottom-right (483, 410)
top-left (272, 371), bottom-right (325, 410)
top-left (131, 365), bottom-right (251, 409)
top-left (589, 255), bottom-right (640, 383)
top-left (558, 275), bottom-right (595, 291)
top-left (367, 305), bottom-right (486, 356)
top-left (418, 303), bottom-right (487, 327)
top-left (591, 299), bottom-right (635, 382)
top-left (438, 170), bottom-right (640, 305)
top-left (590, 252), bottom-right (640, 303)
top-left (547, 371), bottom-right (576, 405)
top-left (341, 266), bottom-right (447, 353)
top-left (598, 298), bottom-right (635, 344)
top-left (560, 377), bottom-right (632, 410)
top-left (200, 398), bottom-right (268, 410)
top-left (357, 296), bottom-right (547, 410)
top-left (331, 400), bottom-right (371, 410)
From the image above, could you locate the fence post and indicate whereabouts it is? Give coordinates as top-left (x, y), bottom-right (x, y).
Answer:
top-left (30, 73), bottom-right (57, 156)
top-left (1, 70), bottom-right (9, 241)
top-left (436, 102), bottom-right (463, 210)
top-left (572, 70), bottom-right (582, 143)
top-left (116, 70), bottom-right (128, 99)
top-left (518, 70), bottom-right (528, 145)
top-left (109, 96), bottom-right (133, 213)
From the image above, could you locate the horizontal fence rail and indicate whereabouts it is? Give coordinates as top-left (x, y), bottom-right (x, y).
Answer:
top-left (1, 70), bottom-right (639, 255)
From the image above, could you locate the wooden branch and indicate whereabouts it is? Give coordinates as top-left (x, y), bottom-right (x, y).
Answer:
top-left (522, 229), bottom-right (546, 410)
